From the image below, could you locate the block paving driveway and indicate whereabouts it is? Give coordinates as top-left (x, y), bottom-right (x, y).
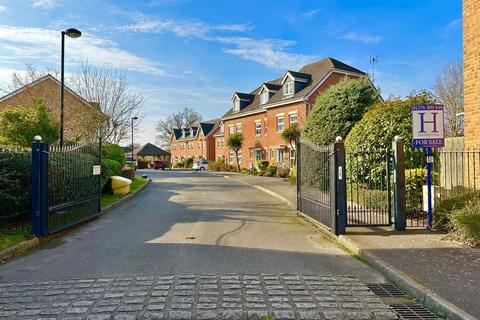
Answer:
top-left (0, 171), bottom-right (399, 319)
top-left (0, 274), bottom-right (397, 320)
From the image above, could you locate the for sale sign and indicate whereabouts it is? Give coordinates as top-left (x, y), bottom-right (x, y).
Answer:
top-left (411, 104), bottom-right (444, 148)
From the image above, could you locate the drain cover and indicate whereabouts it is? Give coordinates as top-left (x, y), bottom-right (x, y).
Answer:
top-left (390, 304), bottom-right (440, 319)
top-left (366, 283), bottom-right (406, 297)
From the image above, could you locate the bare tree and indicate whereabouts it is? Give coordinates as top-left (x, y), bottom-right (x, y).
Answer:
top-left (69, 61), bottom-right (144, 144)
top-left (2, 62), bottom-right (144, 144)
top-left (433, 59), bottom-right (464, 137)
top-left (155, 107), bottom-right (203, 148)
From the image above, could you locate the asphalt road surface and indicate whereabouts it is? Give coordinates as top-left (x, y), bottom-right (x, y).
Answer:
top-left (0, 170), bottom-right (385, 283)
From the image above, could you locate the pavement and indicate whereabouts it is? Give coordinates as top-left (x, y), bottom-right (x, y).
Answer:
top-left (0, 170), bottom-right (398, 319)
top-left (225, 172), bottom-right (480, 319)
top-left (0, 274), bottom-right (397, 320)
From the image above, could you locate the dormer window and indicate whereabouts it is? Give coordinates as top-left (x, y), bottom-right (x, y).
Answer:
top-left (233, 98), bottom-right (240, 112)
top-left (260, 91), bottom-right (269, 105)
top-left (220, 123), bottom-right (224, 133)
top-left (284, 81), bottom-right (294, 96)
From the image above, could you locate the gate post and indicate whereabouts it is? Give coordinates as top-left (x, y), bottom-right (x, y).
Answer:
top-left (31, 138), bottom-right (48, 236)
top-left (393, 136), bottom-right (406, 231)
top-left (330, 137), bottom-right (347, 235)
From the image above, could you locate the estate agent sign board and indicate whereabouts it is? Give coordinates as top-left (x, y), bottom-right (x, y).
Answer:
top-left (411, 104), bottom-right (444, 148)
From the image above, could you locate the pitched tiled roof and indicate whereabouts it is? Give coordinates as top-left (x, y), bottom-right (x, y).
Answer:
top-left (222, 57), bottom-right (366, 120)
top-left (136, 143), bottom-right (170, 156)
top-left (173, 119), bottom-right (220, 141)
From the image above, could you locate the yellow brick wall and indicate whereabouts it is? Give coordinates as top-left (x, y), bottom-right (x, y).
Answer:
top-left (0, 77), bottom-right (101, 143)
top-left (464, 0), bottom-right (480, 149)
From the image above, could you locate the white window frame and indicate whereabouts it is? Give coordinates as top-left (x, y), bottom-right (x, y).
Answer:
top-left (278, 149), bottom-right (285, 162)
top-left (236, 124), bottom-right (242, 133)
top-left (276, 116), bottom-right (285, 132)
top-left (238, 151), bottom-right (242, 164)
top-left (255, 121), bottom-right (262, 136)
top-left (284, 81), bottom-right (294, 96)
top-left (233, 98), bottom-right (240, 112)
top-left (228, 125), bottom-right (234, 135)
top-left (289, 113), bottom-right (298, 125)
top-left (260, 91), bottom-right (269, 105)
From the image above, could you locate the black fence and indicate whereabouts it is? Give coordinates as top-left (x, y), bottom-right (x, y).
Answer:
top-left (47, 143), bottom-right (102, 233)
top-left (405, 148), bottom-right (480, 228)
top-left (0, 146), bottom-right (32, 232)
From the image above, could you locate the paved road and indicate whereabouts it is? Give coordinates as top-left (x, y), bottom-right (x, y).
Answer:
top-left (0, 170), bottom-right (384, 282)
top-left (0, 171), bottom-right (399, 319)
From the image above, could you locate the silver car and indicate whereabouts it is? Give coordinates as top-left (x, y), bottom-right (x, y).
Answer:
top-left (192, 160), bottom-right (208, 171)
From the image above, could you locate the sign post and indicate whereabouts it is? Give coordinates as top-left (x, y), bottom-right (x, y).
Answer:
top-left (411, 104), bottom-right (444, 229)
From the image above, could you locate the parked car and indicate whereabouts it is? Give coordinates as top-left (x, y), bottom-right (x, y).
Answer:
top-left (149, 160), bottom-right (166, 170)
top-left (193, 160), bottom-right (208, 171)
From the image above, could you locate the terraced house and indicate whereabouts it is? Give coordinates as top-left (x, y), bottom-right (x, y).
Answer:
top-left (170, 119), bottom-right (220, 162)
top-left (214, 57), bottom-right (366, 169)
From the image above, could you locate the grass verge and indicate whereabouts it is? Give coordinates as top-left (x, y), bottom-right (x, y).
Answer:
top-left (101, 177), bottom-right (148, 208)
top-left (0, 230), bottom-right (31, 250)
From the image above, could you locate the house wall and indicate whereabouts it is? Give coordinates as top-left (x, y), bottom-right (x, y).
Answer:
top-left (464, 0), bottom-right (480, 149)
top-left (170, 131), bottom-right (215, 162)
top-left (463, 0), bottom-right (480, 187)
top-left (220, 72), bottom-right (354, 169)
top-left (0, 77), bottom-right (100, 142)
top-left (214, 134), bottom-right (227, 161)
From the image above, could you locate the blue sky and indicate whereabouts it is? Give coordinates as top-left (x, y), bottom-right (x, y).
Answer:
top-left (0, 0), bottom-right (462, 145)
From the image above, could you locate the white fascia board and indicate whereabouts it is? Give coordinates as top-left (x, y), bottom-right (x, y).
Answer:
top-left (263, 97), bottom-right (304, 109)
top-left (222, 108), bottom-right (266, 121)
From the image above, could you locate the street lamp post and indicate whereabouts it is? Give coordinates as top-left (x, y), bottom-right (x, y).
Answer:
top-left (131, 117), bottom-right (138, 166)
top-left (60, 28), bottom-right (82, 148)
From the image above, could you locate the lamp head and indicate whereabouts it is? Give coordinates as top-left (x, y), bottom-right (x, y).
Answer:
top-left (64, 28), bottom-right (82, 38)
top-left (132, 116), bottom-right (139, 120)
top-left (33, 135), bottom-right (42, 142)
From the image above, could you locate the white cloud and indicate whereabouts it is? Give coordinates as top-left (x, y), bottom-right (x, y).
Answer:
top-left (216, 37), bottom-right (316, 71)
top-left (120, 18), bottom-right (253, 38)
top-left (120, 17), bottom-right (312, 70)
top-left (0, 25), bottom-right (166, 76)
top-left (31, 0), bottom-right (60, 9)
top-left (340, 32), bottom-right (382, 44)
top-left (302, 9), bottom-right (319, 18)
top-left (443, 18), bottom-right (461, 33)
top-left (0, 5), bottom-right (7, 13)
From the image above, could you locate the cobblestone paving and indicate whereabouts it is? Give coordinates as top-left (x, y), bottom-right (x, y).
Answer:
top-left (0, 274), bottom-right (398, 320)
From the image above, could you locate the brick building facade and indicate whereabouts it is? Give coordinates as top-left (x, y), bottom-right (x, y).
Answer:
top-left (0, 75), bottom-right (104, 142)
top-left (463, 0), bottom-right (480, 149)
top-left (214, 58), bottom-right (365, 169)
top-left (170, 119), bottom-right (219, 162)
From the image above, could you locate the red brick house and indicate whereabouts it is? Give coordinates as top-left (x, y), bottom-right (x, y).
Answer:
top-left (170, 119), bottom-right (220, 162)
top-left (215, 57), bottom-right (366, 169)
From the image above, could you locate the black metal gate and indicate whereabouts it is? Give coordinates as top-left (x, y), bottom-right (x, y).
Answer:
top-left (297, 139), bottom-right (333, 228)
top-left (47, 143), bottom-right (101, 233)
top-left (345, 149), bottom-right (393, 226)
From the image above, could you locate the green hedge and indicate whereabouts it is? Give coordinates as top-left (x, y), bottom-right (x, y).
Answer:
top-left (102, 144), bottom-right (126, 167)
top-left (101, 159), bottom-right (122, 192)
top-left (302, 77), bottom-right (379, 145)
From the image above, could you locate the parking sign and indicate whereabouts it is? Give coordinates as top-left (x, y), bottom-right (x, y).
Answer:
top-left (411, 104), bottom-right (444, 148)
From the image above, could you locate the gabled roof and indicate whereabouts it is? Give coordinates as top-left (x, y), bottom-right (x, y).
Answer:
top-left (259, 83), bottom-right (282, 94)
top-left (0, 74), bottom-right (104, 116)
top-left (136, 143), bottom-right (170, 156)
top-left (281, 70), bottom-right (311, 84)
top-left (199, 118), bottom-right (220, 137)
top-left (222, 57), bottom-right (367, 120)
top-left (172, 119), bottom-right (220, 141)
top-left (232, 92), bottom-right (255, 102)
